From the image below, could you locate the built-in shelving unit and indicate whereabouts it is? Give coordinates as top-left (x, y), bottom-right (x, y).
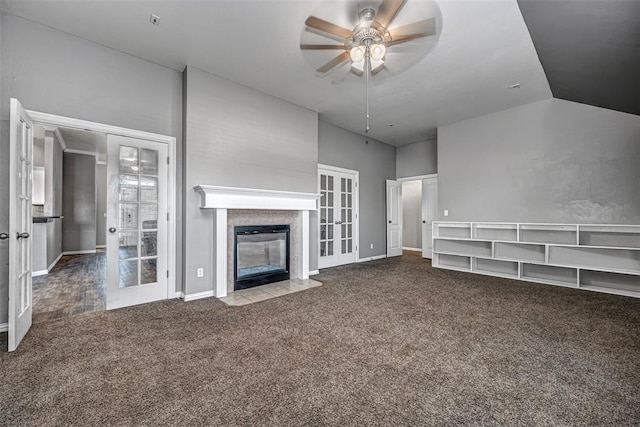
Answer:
top-left (432, 222), bottom-right (640, 298)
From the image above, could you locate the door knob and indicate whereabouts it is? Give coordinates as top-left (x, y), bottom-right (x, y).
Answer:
top-left (388, 220), bottom-right (392, 224)
top-left (109, 227), bottom-right (117, 234)
top-left (0, 233), bottom-right (8, 240)
top-left (423, 220), bottom-right (426, 224)
top-left (16, 232), bottom-right (30, 239)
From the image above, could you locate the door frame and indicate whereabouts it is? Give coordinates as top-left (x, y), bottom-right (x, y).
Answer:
top-left (317, 163), bottom-right (360, 268)
top-left (25, 110), bottom-right (179, 300)
top-left (396, 174), bottom-right (438, 256)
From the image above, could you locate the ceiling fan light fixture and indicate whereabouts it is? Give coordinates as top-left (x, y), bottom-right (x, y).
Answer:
top-left (370, 58), bottom-right (385, 73)
top-left (350, 45), bottom-right (366, 62)
top-left (370, 44), bottom-right (387, 61)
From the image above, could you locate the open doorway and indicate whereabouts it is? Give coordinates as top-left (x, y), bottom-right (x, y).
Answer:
top-left (31, 125), bottom-right (108, 322)
top-left (386, 175), bottom-right (437, 259)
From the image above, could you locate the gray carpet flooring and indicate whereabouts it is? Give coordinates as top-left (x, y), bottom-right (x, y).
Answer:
top-left (1, 254), bottom-right (639, 425)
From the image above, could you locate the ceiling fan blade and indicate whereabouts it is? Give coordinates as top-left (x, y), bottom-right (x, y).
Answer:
top-left (300, 44), bottom-right (348, 50)
top-left (387, 33), bottom-right (431, 47)
top-left (316, 52), bottom-right (350, 74)
top-left (305, 16), bottom-right (353, 40)
top-left (388, 18), bottom-right (435, 40)
top-left (375, 0), bottom-right (407, 29)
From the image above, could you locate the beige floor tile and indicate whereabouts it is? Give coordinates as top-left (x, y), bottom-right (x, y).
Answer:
top-left (243, 292), bottom-right (274, 303)
top-left (262, 286), bottom-right (296, 297)
top-left (219, 295), bottom-right (253, 306)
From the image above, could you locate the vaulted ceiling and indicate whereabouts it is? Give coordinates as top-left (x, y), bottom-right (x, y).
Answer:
top-left (1, 0), bottom-right (636, 146)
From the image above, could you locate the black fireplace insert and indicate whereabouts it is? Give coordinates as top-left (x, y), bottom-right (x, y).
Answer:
top-left (234, 224), bottom-right (290, 290)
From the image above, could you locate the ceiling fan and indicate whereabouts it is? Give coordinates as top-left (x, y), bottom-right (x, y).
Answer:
top-left (301, 0), bottom-right (437, 77)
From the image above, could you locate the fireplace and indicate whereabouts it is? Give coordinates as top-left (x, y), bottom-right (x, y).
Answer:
top-left (234, 225), bottom-right (290, 290)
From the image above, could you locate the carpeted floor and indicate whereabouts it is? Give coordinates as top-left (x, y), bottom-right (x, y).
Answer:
top-left (1, 254), bottom-right (639, 425)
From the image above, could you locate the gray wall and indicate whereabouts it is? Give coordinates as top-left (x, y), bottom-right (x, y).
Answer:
top-left (402, 180), bottom-right (422, 249)
top-left (62, 153), bottom-right (96, 252)
top-left (316, 121), bottom-right (396, 267)
top-left (95, 164), bottom-right (107, 247)
top-left (183, 66), bottom-right (318, 295)
top-left (438, 98), bottom-right (640, 223)
top-left (46, 131), bottom-right (63, 267)
top-left (396, 138), bottom-right (437, 179)
top-left (0, 12), bottom-right (183, 323)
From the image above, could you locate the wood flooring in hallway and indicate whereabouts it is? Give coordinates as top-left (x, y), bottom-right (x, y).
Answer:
top-left (32, 250), bottom-right (106, 323)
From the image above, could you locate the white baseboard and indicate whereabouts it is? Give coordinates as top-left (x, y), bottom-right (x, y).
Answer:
top-left (48, 252), bottom-right (63, 272)
top-left (33, 269), bottom-right (48, 277)
top-left (63, 250), bottom-right (96, 256)
top-left (309, 270), bottom-right (320, 276)
top-left (95, 245), bottom-right (107, 249)
top-left (358, 254), bottom-right (386, 263)
top-left (403, 247), bottom-right (422, 251)
top-left (0, 322), bottom-right (7, 333)
top-left (183, 290), bottom-right (215, 302)
top-left (174, 291), bottom-right (185, 299)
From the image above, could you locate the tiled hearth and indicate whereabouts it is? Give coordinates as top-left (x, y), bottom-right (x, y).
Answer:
top-left (220, 278), bottom-right (322, 306)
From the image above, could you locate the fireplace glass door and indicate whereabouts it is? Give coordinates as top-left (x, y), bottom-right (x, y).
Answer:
top-left (234, 225), bottom-right (290, 290)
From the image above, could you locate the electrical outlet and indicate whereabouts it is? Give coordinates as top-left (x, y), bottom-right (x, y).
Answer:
top-left (196, 268), bottom-right (204, 278)
top-left (444, 209), bottom-right (449, 217)
top-left (370, 243), bottom-right (374, 249)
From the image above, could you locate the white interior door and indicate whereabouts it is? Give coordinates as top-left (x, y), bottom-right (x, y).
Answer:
top-left (8, 98), bottom-right (34, 351)
top-left (386, 179), bottom-right (403, 257)
top-left (106, 135), bottom-right (168, 310)
top-left (318, 167), bottom-right (358, 269)
top-left (421, 177), bottom-right (438, 259)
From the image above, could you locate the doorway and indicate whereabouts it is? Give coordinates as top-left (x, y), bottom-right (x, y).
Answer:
top-left (386, 175), bottom-right (438, 259)
top-left (318, 164), bottom-right (359, 269)
top-left (6, 99), bottom-right (177, 351)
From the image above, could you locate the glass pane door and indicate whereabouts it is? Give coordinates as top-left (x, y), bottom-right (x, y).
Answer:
top-left (117, 146), bottom-right (159, 287)
top-left (319, 173), bottom-right (335, 259)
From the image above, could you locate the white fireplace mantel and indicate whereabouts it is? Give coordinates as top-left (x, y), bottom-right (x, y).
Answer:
top-left (193, 185), bottom-right (319, 299)
top-left (194, 185), bottom-right (319, 211)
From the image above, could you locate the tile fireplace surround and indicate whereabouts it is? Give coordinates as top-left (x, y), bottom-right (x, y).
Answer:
top-left (194, 185), bottom-right (319, 298)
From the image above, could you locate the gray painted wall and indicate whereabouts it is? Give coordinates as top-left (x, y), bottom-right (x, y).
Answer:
top-left (46, 131), bottom-right (63, 268)
top-left (438, 98), bottom-right (640, 223)
top-left (183, 66), bottom-right (318, 295)
top-left (0, 13), bottom-right (183, 323)
top-left (95, 164), bottom-right (107, 247)
top-left (396, 139), bottom-right (437, 179)
top-left (62, 153), bottom-right (96, 252)
top-left (316, 121), bottom-right (396, 268)
top-left (402, 180), bottom-right (422, 249)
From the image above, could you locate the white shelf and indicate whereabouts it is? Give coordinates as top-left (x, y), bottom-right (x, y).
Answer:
top-left (433, 221), bottom-right (640, 299)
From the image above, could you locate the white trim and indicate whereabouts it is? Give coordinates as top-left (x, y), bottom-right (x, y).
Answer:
top-left (397, 173), bottom-right (438, 182)
top-left (95, 245), bottom-right (106, 249)
top-left (184, 290), bottom-right (215, 302)
top-left (48, 252), bottom-right (63, 272)
top-left (318, 163), bottom-right (361, 175)
top-left (41, 125), bottom-right (67, 150)
top-left (358, 254), bottom-right (387, 262)
top-left (63, 250), bottom-right (96, 255)
top-left (309, 270), bottom-right (320, 276)
top-left (194, 185), bottom-right (320, 211)
top-left (215, 209), bottom-right (228, 298)
top-left (301, 210), bottom-right (310, 279)
top-left (403, 247), bottom-right (422, 251)
top-left (174, 291), bottom-right (185, 299)
top-left (0, 322), bottom-right (7, 333)
top-left (27, 109), bottom-right (178, 308)
top-left (32, 270), bottom-right (48, 277)
top-left (64, 148), bottom-right (96, 157)
top-left (26, 110), bottom-right (175, 144)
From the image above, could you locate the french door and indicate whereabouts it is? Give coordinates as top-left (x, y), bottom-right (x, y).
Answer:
top-left (318, 165), bottom-right (359, 269)
top-left (7, 99), bottom-right (34, 351)
top-left (106, 135), bottom-right (168, 309)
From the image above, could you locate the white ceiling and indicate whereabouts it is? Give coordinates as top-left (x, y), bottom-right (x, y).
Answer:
top-left (0, 0), bottom-right (552, 146)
